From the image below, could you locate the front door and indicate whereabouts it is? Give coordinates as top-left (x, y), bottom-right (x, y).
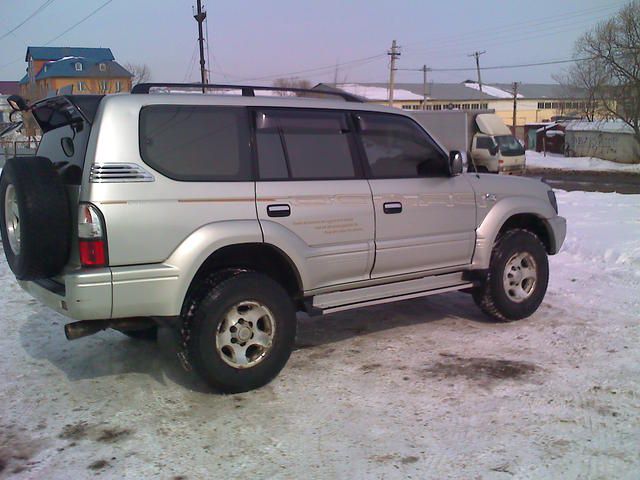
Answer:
top-left (253, 108), bottom-right (375, 292)
top-left (356, 112), bottom-right (476, 279)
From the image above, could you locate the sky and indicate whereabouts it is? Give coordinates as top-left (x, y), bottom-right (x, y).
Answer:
top-left (0, 0), bottom-right (627, 87)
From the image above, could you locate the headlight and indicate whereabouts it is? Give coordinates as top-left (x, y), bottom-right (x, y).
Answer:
top-left (547, 190), bottom-right (558, 214)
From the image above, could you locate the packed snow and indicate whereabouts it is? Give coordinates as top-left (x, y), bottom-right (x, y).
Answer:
top-left (335, 83), bottom-right (424, 101)
top-left (0, 190), bottom-right (639, 479)
top-left (527, 150), bottom-right (640, 173)
top-left (464, 81), bottom-right (523, 99)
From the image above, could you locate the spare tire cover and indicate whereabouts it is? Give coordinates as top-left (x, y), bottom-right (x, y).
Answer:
top-left (0, 156), bottom-right (71, 280)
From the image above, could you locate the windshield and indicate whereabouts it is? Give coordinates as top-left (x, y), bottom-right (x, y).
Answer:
top-left (495, 135), bottom-right (524, 157)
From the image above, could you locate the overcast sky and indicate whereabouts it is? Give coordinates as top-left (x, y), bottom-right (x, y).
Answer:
top-left (0, 0), bottom-right (626, 86)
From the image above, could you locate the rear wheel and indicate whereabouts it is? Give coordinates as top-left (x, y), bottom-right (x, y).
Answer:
top-left (186, 272), bottom-right (296, 393)
top-left (472, 229), bottom-right (549, 322)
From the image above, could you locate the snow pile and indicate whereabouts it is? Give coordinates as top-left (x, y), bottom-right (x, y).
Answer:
top-left (335, 83), bottom-right (423, 101)
top-left (553, 190), bottom-right (640, 276)
top-left (526, 150), bottom-right (640, 172)
top-left (464, 82), bottom-right (523, 99)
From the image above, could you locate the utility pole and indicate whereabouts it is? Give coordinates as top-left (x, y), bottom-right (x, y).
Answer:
top-left (468, 50), bottom-right (486, 92)
top-left (387, 40), bottom-right (400, 107)
top-left (194, 0), bottom-right (208, 92)
top-left (421, 64), bottom-right (431, 110)
top-left (512, 81), bottom-right (520, 133)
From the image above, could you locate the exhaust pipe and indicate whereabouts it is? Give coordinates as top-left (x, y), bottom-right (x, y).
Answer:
top-left (64, 320), bottom-right (110, 340)
top-left (64, 317), bottom-right (158, 340)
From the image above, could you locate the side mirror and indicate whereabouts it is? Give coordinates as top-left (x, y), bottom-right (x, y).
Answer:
top-left (7, 95), bottom-right (29, 112)
top-left (449, 151), bottom-right (463, 175)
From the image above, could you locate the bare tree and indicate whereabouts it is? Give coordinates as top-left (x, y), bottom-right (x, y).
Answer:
top-left (272, 77), bottom-right (312, 96)
top-left (124, 63), bottom-right (152, 86)
top-left (564, 1), bottom-right (640, 145)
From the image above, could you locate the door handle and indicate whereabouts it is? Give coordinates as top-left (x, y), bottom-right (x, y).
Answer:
top-left (383, 202), bottom-right (402, 214)
top-left (267, 204), bottom-right (291, 218)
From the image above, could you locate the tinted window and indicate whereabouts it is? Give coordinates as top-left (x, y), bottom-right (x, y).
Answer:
top-left (357, 113), bottom-right (448, 178)
top-left (476, 137), bottom-right (493, 149)
top-left (139, 105), bottom-right (251, 181)
top-left (255, 110), bottom-right (356, 180)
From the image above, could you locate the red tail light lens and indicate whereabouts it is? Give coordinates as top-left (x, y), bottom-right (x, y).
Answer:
top-left (78, 204), bottom-right (108, 268)
top-left (79, 239), bottom-right (106, 266)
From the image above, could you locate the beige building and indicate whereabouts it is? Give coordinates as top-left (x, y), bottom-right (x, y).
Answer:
top-left (319, 82), bottom-right (589, 129)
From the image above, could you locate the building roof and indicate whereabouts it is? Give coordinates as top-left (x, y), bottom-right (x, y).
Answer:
top-left (26, 46), bottom-right (115, 62)
top-left (565, 120), bottom-right (634, 134)
top-left (35, 57), bottom-right (131, 80)
top-left (322, 83), bottom-right (423, 101)
top-left (321, 82), bottom-right (583, 101)
top-left (0, 81), bottom-right (20, 95)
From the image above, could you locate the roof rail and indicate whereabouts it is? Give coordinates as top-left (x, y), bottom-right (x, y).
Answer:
top-left (130, 82), bottom-right (365, 103)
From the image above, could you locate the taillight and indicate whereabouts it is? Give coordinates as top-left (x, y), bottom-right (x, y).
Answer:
top-left (78, 204), bottom-right (108, 267)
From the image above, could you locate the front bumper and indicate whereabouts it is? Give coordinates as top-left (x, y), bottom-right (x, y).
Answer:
top-left (546, 215), bottom-right (567, 254)
top-left (19, 263), bottom-right (182, 321)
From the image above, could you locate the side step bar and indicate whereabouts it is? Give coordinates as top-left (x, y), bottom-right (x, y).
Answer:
top-left (311, 272), bottom-right (473, 315)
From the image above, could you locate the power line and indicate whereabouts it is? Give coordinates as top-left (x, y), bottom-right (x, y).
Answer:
top-left (430, 57), bottom-right (591, 72)
top-left (0, 0), bottom-right (57, 41)
top-left (44, 0), bottom-right (114, 45)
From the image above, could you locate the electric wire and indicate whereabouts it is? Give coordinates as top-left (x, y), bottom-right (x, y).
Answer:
top-left (0, 0), bottom-right (57, 41)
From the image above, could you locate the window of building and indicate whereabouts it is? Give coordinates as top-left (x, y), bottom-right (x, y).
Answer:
top-left (552, 102), bottom-right (560, 109)
top-left (433, 104), bottom-right (442, 111)
top-left (75, 62), bottom-right (82, 71)
top-left (471, 103), bottom-right (479, 109)
top-left (462, 104), bottom-right (470, 110)
top-left (402, 105), bottom-right (412, 110)
top-left (544, 102), bottom-right (552, 109)
top-left (139, 105), bottom-right (252, 181)
top-left (115, 81), bottom-right (121, 92)
top-left (538, 102), bottom-right (545, 109)
top-left (255, 109), bottom-right (357, 180)
top-left (425, 105), bottom-right (432, 110)
top-left (77, 81), bottom-right (85, 92)
top-left (100, 80), bottom-right (109, 92)
top-left (356, 113), bottom-right (448, 178)
top-left (99, 63), bottom-right (106, 72)
top-left (481, 103), bottom-right (488, 109)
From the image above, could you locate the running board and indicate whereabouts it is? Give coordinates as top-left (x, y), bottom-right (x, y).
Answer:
top-left (312, 272), bottom-right (473, 315)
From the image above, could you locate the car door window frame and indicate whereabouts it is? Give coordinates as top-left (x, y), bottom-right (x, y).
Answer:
top-left (249, 107), bottom-right (365, 181)
top-left (352, 111), bottom-right (451, 179)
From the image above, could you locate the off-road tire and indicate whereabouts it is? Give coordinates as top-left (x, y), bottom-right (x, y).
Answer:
top-left (472, 229), bottom-right (549, 322)
top-left (187, 272), bottom-right (296, 393)
top-left (0, 157), bottom-right (71, 280)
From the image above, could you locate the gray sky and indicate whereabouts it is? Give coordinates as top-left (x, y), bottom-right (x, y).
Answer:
top-left (0, 0), bottom-right (626, 86)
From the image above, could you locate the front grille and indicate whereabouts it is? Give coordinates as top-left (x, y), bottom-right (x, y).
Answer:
top-left (90, 163), bottom-right (154, 183)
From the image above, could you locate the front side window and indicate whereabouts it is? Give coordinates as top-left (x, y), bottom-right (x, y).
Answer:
top-left (139, 105), bottom-right (252, 181)
top-left (255, 109), bottom-right (357, 180)
top-left (357, 113), bottom-right (448, 178)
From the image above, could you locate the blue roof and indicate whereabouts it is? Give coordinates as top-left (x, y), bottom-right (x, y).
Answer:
top-left (18, 74), bottom-right (28, 85)
top-left (36, 58), bottom-right (132, 79)
top-left (26, 46), bottom-right (114, 62)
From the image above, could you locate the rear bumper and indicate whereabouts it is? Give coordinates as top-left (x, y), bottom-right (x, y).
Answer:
top-left (546, 215), bottom-right (567, 254)
top-left (19, 263), bottom-right (183, 321)
top-left (19, 269), bottom-right (112, 320)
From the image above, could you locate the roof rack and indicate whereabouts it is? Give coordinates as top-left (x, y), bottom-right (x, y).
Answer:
top-left (130, 83), bottom-right (365, 103)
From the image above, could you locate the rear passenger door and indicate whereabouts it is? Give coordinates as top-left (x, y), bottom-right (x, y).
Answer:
top-left (253, 109), bottom-right (375, 292)
top-left (357, 112), bottom-right (476, 278)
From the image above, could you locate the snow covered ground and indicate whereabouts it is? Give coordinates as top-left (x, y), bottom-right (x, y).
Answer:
top-left (527, 150), bottom-right (640, 173)
top-left (1, 191), bottom-right (639, 479)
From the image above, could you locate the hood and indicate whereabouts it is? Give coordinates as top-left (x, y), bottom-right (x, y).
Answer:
top-left (475, 114), bottom-right (511, 136)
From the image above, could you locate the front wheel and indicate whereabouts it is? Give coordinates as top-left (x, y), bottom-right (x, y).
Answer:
top-left (186, 272), bottom-right (296, 393)
top-left (472, 229), bottom-right (549, 322)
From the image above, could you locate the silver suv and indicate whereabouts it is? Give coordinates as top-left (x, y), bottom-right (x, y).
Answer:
top-left (1, 84), bottom-right (566, 392)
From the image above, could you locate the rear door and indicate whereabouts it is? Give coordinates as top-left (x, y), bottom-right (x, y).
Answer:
top-left (357, 112), bottom-right (476, 279)
top-left (253, 108), bottom-right (375, 292)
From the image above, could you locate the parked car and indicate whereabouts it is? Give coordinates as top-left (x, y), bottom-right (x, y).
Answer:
top-left (411, 110), bottom-right (526, 174)
top-left (0, 85), bottom-right (565, 392)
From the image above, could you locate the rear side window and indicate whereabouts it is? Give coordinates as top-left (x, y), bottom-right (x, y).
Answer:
top-left (357, 113), bottom-right (448, 178)
top-left (255, 109), bottom-right (357, 180)
top-left (139, 105), bottom-right (251, 181)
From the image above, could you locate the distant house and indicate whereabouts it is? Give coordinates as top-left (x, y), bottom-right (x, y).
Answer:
top-left (19, 46), bottom-right (132, 101)
top-left (0, 81), bottom-right (21, 125)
